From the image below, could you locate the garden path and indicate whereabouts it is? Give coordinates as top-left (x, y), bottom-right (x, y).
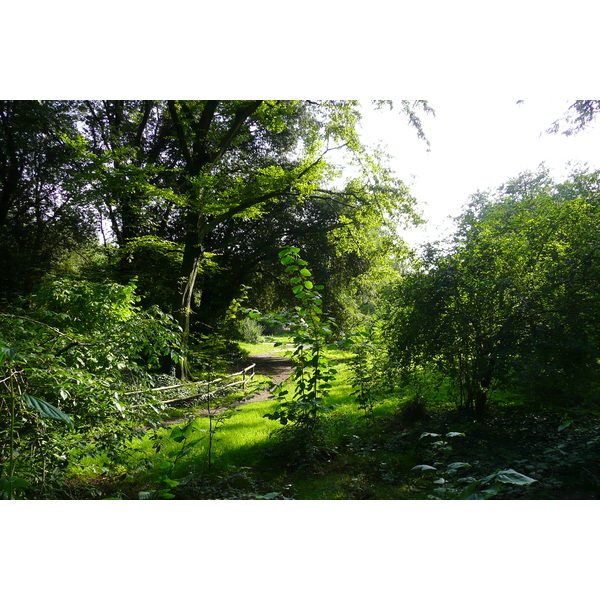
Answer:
top-left (160, 352), bottom-right (293, 425)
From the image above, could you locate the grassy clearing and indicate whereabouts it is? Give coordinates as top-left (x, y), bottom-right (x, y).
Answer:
top-left (64, 339), bottom-right (600, 500)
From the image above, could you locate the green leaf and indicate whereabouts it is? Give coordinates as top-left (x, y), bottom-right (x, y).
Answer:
top-left (446, 462), bottom-right (471, 473)
top-left (138, 490), bottom-right (156, 500)
top-left (113, 399), bottom-right (124, 415)
top-left (292, 285), bottom-right (304, 295)
top-left (304, 280), bottom-right (314, 289)
top-left (22, 394), bottom-right (74, 429)
top-left (256, 491), bottom-right (280, 500)
top-left (446, 431), bottom-right (465, 438)
top-left (459, 481), bottom-right (484, 499)
top-left (160, 476), bottom-right (181, 489)
top-left (0, 476), bottom-right (29, 494)
top-left (169, 427), bottom-right (187, 443)
top-left (0, 346), bottom-right (19, 362)
top-left (419, 432), bottom-right (441, 439)
top-left (299, 268), bottom-right (312, 277)
top-left (492, 469), bottom-right (537, 486)
top-left (480, 484), bottom-right (501, 497)
top-left (411, 464), bottom-right (437, 471)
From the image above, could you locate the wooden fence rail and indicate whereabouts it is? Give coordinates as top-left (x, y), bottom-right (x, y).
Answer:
top-left (123, 383), bottom-right (186, 396)
top-left (121, 363), bottom-right (256, 405)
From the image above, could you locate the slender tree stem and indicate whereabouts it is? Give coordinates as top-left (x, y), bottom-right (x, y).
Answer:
top-left (8, 360), bottom-right (16, 499)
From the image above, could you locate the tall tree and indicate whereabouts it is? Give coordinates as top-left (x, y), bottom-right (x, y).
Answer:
top-left (71, 100), bottom-right (432, 377)
top-left (164, 100), bottom-right (430, 369)
top-left (197, 188), bottom-right (414, 333)
top-left (0, 100), bottom-right (92, 300)
top-left (75, 100), bottom-right (179, 246)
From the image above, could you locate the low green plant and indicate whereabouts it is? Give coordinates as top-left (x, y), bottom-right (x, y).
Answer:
top-left (398, 396), bottom-right (429, 425)
top-left (138, 419), bottom-right (207, 499)
top-left (236, 317), bottom-right (264, 345)
top-left (348, 325), bottom-right (384, 423)
top-left (0, 345), bottom-right (74, 499)
top-left (411, 431), bottom-right (538, 499)
top-left (0, 276), bottom-right (184, 497)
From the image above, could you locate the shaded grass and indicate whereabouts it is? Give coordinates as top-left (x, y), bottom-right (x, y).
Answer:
top-left (66, 343), bottom-right (405, 497)
top-left (65, 378), bottom-right (279, 481)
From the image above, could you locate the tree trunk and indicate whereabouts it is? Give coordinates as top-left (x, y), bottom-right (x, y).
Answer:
top-left (174, 208), bottom-right (206, 380)
top-left (474, 361), bottom-right (495, 416)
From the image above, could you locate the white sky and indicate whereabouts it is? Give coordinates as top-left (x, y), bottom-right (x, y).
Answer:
top-left (358, 99), bottom-right (600, 247)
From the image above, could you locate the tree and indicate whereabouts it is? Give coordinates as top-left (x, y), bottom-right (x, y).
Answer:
top-left (166, 100), bottom-right (431, 363)
top-left (71, 100), bottom-right (432, 377)
top-left (73, 100), bottom-right (183, 246)
top-left (192, 174), bottom-right (416, 334)
top-left (385, 167), bottom-right (600, 413)
top-left (547, 100), bottom-right (600, 136)
top-left (0, 100), bottom-right (94, 300)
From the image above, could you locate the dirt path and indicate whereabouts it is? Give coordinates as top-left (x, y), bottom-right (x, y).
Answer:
top-left (240, 353), bottom-right (293, 404)
top-left (160, 353), bottom-right (293, 425)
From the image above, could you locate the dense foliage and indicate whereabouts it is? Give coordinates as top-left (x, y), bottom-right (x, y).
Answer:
top-left (0, 277), bottom-right (182, 497)
top-left (384, 167), bottom-right (600, 413)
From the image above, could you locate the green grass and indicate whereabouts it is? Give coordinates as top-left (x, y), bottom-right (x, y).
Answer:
top-left (63, 339), bottom-right (600, 500)
top-left (137, 398), bottom-right (283, 474)
top-left (68, 341), bottom-right (395, 492)
top-left (65, 343), bottom-right (363, 495)
top-left (238, 334), bottom-right (295, 355)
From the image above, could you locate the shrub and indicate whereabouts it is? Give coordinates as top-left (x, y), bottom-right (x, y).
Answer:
top-left (398, 396), bottom-right (429, 425)
top-left (0, 276), bottom-right (184, 497)
top-left (235, 317), bottom-right (263, 344)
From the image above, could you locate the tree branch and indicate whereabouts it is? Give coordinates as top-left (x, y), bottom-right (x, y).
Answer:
top-left (167, 101), bottom-right (193, 168)
top-left (210, 101), bottom-right (263, 165)
top-left (191, 100), bottom-right (219, 166)
top-left (134, 100), bottom-right (153, 148)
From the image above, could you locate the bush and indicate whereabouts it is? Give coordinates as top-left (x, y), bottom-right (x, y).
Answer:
top-left (398, 396), bottom-right (429, 425)
top-left (235, 317), bottom-right (263, 344)
top-left (0, 275), bottom-right (184, 496)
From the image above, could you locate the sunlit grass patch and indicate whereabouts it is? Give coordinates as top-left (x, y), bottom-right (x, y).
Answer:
top-left (239, 333), bottom-right (295, 355)
top-left (66, 341), bottom-right (417, 498)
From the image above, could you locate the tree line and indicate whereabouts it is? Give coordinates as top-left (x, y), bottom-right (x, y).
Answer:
top-left (383, 166), bottom-right (600, 414)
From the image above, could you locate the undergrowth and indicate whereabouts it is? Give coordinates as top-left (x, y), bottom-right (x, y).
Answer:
top-left (60, 341), bottom-right (600, 500)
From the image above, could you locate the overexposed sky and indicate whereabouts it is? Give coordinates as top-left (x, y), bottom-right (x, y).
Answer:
top-left (358, 99), bottom-right (600, 247)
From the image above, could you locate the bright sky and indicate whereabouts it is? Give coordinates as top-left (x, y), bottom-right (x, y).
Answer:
top-left (358, 99), bottom-right (600, 247)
